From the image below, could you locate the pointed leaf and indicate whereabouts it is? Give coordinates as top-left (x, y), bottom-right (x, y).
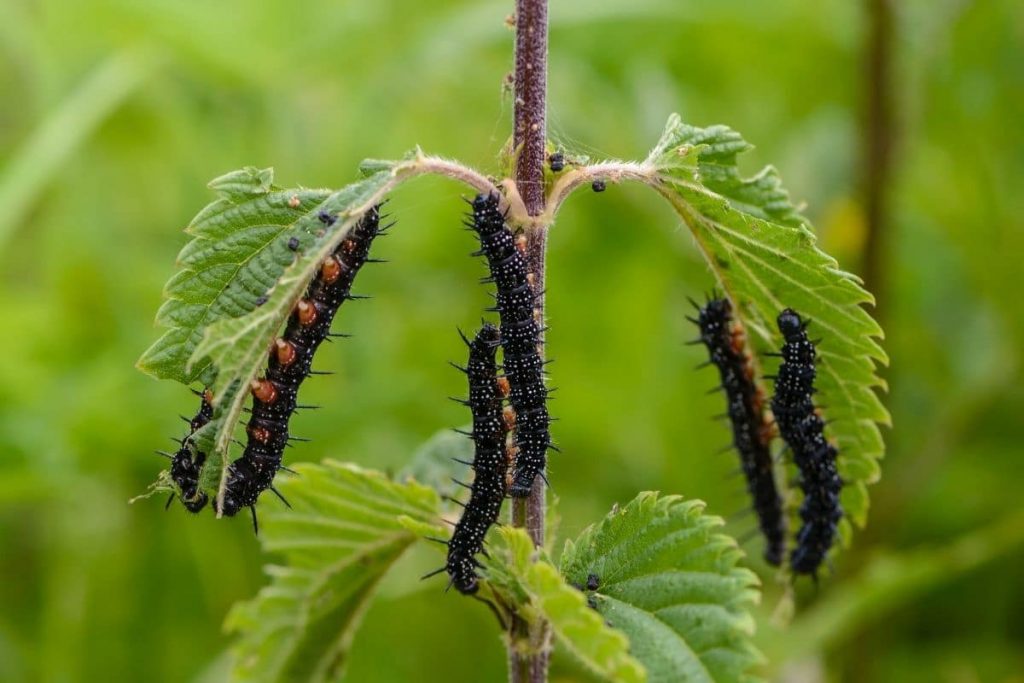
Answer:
top-left (646, 114), bottom-right (888, 532)
top-left (135, 152), bottom-right (498, 508)
top-left (485, 528), bottom-right (647, 683)
top-left (136, 166), bottom-right (334, 383)
top-left (560, 492), bottom-right (763, 683)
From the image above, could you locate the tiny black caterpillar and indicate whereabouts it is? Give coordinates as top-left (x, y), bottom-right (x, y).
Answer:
top-left (770, 308), bottom-right (843, 576)
top-left (426, 323), bottom-right (509, 594)
top-left (163, 388), bottom-right (214, 513)
top-left (690, 297), bottom-right (786, 565)
top-left (215, 205), bottom-right (388, 529)
top-left (548, 152), bottom-right (565, 172)
top-left (469, 192), bottom-right (552, 497)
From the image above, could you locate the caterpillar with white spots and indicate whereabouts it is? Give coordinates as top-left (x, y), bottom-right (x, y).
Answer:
top-left (426, 323), bottom-right (510, 594)
top-left (469, 191), bottom-right (552, 497)
top-left (770, 308), bottom-right (842, 576)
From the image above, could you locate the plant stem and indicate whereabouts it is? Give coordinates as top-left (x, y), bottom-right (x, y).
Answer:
top-left (862, 0), bottom-right (894, 314)
top-left (510, 1), bottom-right (550, 682)
top-left (513, 0), bottom-right (548, 217)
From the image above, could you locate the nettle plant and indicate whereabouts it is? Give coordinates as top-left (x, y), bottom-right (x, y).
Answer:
top-left (136, 2), bottom-right (887, 681)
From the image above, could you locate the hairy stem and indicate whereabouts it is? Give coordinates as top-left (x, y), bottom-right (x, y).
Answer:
top-left (513, 0), bottom-right (548, 217)
top-left (510, 1), bottom-right (550, 682)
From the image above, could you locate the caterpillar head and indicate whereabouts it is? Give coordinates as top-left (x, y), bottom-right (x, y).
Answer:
top-left (777, 308), bottom-right (805, 341)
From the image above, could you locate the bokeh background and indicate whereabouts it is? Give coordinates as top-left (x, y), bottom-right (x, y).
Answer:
top-left (1, 0), bottom-right (1022, 681)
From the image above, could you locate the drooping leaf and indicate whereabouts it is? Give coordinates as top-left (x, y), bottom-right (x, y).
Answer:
top-left (485, 528), bottom-right (647, 683)
top-left (645, 114), bottom-right (889, 533)
top-left (188, 168), bottom-right (398, 401)
top-left (193, 168), bottom-right (410, 508)
top-left (560, 492), bottom-right (763, 683)
top-left (225, 461), bottom-right (442, 683)
top-left (136, 166), bottom-right (334, 384)
top-left (136, 153), bottom-right (497, 510)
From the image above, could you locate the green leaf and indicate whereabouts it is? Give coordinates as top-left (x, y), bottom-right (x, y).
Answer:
top-left (187, 168), bottom-right (395, 400)
top-left (646, 114), bottom-right (889, 532)
top-left (647, 115), bottom-right (808, 229)
top-left (398, 427), bottom-right (476, 506)
top-left (135, 166), bottom-right (334, 384)
top-left (486, 528), bottom-right (647, 683)
top-left (191, 169), bottom-right (406, 508)
top-left (135, 152), bottom-right (496, 509)
top-left (560, 492), bottom-right (763, 683)
top-left (225, 460), bottom-right (442, 683)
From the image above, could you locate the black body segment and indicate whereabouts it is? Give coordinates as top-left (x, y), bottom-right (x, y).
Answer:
top-left (469, 191), bottom-right (551, 497)
top-left (445, 324), bottom-right (509, 594)
top-left (217, 206), bottom-right (385, 518)
top-left (692, 297), bottom-right (786, 565)
top-left (169, 389), bottom-right (214, 513)
top-left (770, 308), bottom-right (843, 576)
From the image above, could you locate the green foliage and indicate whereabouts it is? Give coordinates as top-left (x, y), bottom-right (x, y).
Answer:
top-left (224, 452), bottom-right (761, 683)
top-left (646, 114), bottom-right (889, 532)
top-left (485, 528), bottom-right (647, 683)
top-left (757, 508), bottom-right (1024, 666)
top-left (188, 168), bottom-right (398, 401)
top-left (135, 167), bottom-right (333, 384)
top-left (135, 153), bottom-right (492, 508)
top-left (3, 2), bottom-right (1021, 682)
top-left (560, 493), bottom-right (763, 683)
top-left (398, 427), bottom-right (475, 504)
top-left (225, 461), bottom-right (442, 683)
top-left (0, 50), bottom-right (157, 250)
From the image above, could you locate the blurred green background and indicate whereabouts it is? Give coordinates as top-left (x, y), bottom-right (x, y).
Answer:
top-left (1, 0), bottom-right (1022, 681)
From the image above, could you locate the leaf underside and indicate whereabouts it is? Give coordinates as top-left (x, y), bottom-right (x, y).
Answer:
top-left (560, 492), bottom-right (763, 683)
top-left (137, 160), bottom-right (410, 506)
top-left (225, 461), bottom-right (441, 683)
top-left (645, 114), bottom-right (889, 541)
top-left (137, 166), bottom-right (331, 385)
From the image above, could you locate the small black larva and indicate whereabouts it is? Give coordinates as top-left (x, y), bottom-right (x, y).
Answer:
top-left (161, 388), bottom-right (214, 513)
top-left (425, 324), bottom-right (510, 594)
top-left (468, 191), bottom-right (552, 498)
top-left (690, 297), bottom-right (786, 565)
top-left (770, 308), bottom-right (842, 577)
top-left (548, 152), bottom-right (565, 172)
top-left (215, 205), bottom-right (390, 531)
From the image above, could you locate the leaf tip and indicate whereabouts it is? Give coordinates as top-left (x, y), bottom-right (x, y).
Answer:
top-left (207, 166), bottom-right (276, 198)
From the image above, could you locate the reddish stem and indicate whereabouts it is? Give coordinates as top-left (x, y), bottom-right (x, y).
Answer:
top-left (509, 1), bottom-right (550, 682)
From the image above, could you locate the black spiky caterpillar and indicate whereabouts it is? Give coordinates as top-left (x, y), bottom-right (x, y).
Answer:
top-left (215, 205), bottom-right (388, 525)
top-left (432, 323), bottom-right (510, 594)
top-left (469, 191), bottom-right (551, 497)
top-left (770, 308), bottom-right (843, 576)
top-left (164, 388), bottom-right (214, 513)
top-left (690, 297), bottom-right (786, 566)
